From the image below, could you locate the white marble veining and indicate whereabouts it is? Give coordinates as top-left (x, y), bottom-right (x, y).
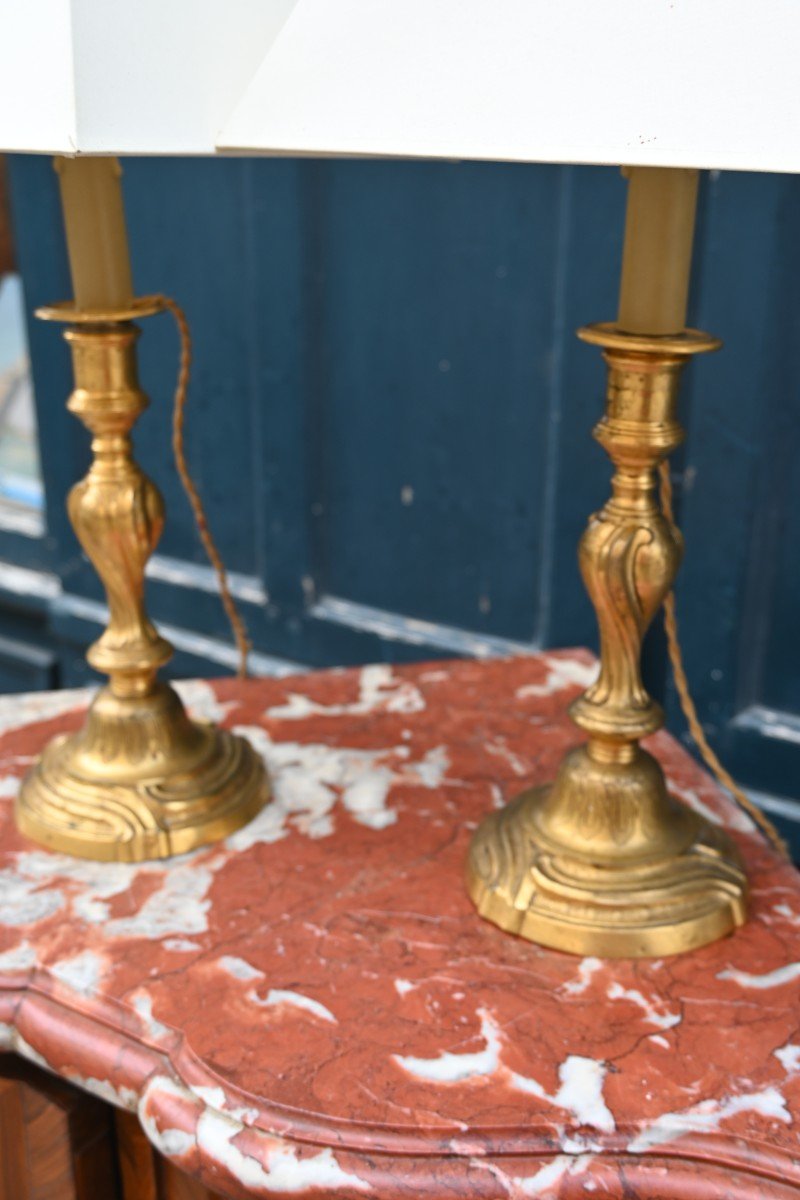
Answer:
top-left (774, 1042), bottom-right (800, 1073)
top-left (164, 938), bottom-right (202, 953)
top-left (514, 1154), bottom-right (594, 1196)
top-left (0, 939), bottom-right (35, 970)
top-left (717, 962), bottom-right (800, 989)
top-left (249, 988), bottom-right (337, 1024)
top-left (484, 739), bottom-right (531, 777)
top-left (670, 780), bottom-right (753, 835)
top-left (195, 1103), bottom-right (371, 1193)
top-left (51, 950), bottom-right (105, 997)
top-left (0, 687), bottom-right (89, 737)
top-left (394, 1009), bottom-right (615, 1133)
top-left (139, 1075), bottom-right (201, 1158)
top-left (407, 745), bottom-right (450, 787)
top-left (174, 679), bottom-right (236, 725)
top-left (104, 867), bottom-right (213, 940)
top-left (629, 1087), bottom-right (791, 1152)
top-left (607, 982), bottom-right (680, 1030)
top-left (228, 729), bottom-right (447, 847)
top-left (773, 903), bottom-right (800, 926)
top-left (394, 1009), bottom-right (503, 1083)
top-left (192, 1085), bottom-right (260, 1126)
top-left (69, 1074), bottom-right (139, 1111)
top-left (264, 664), bottom-right (425, 721)
top-left (12, 851), bottom-right (139, 924)
top-left (0, 1026), bottom-right (48, 1070)
top-left (219, 955), bottom-right (266, 982)
top-left (515, 656), bottom-right (598, 699)
top-left (0, 865), bottom-right (64, 926)
top-left (510, 1057), bottom-right (615, 1134)
top-left (562, 958), bottom-right (602, 996)
top-left (130, 991), bottom-right (170, 1040)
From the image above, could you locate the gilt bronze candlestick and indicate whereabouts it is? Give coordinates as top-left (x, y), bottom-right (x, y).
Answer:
top-left (467, 323), bottom-right (748, 956)
top-left (467, 167), bottom-right (748, 957)
top-left (15, 299), bottom-right (268, 861)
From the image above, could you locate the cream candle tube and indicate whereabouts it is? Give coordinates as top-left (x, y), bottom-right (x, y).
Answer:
top-left (617, 166), bottom-right (699, 336)
top-left (55, 156), bottom-right (133, 311)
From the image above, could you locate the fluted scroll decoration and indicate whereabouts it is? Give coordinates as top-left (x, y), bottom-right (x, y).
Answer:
top-left (66, 325), bottom-right (171, 690)
top-left (570, 344), bottom-right (684, 746)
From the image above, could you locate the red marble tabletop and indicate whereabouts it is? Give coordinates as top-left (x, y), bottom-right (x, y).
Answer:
top-left (0, 652), bottom-right (799, 1199)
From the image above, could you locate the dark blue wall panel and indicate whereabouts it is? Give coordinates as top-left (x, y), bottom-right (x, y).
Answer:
top-left (318, 160), bottom-right (561, 637)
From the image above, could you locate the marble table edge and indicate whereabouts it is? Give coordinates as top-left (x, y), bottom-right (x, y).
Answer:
top-left (1, 979), bottom-right (798, 1200)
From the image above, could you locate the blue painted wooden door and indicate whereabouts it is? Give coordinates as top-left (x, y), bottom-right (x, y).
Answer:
top-left (4, 156), bottom-right (800, 848)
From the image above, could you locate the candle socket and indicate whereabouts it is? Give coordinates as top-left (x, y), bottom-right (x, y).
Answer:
top-left (15, 299), bottom-right (269, 861)
top-left (467, 323), bottom-right (748, 957)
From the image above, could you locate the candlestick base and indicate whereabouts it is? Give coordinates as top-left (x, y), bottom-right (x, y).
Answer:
top-left (15, 298), bottom-right (269, 861)
top-left (17, 682), bottom-right (267, 862)
top-left (467, 766), bottom-right (748, 959)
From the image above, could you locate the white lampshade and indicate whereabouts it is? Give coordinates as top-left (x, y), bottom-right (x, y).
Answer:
top-left (0, 0), bottom-right (299, 154)
top-left (1, 0), bottom-right (796, 169)
top-left (218, 0), bottom-right (800, 172)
